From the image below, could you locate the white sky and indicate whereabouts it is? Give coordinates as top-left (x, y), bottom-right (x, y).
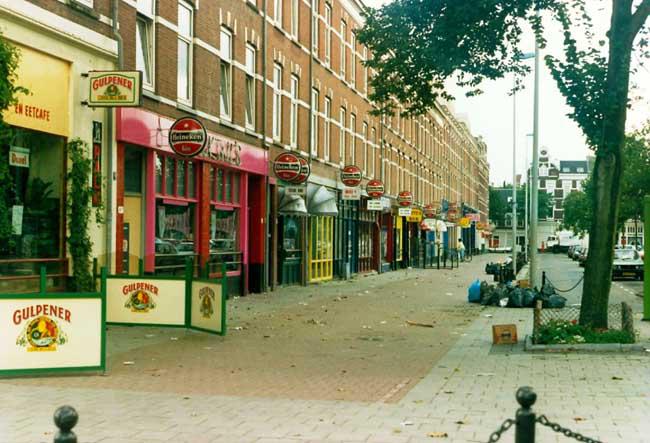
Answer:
top-left (362, 0), bottom-right (650, 185)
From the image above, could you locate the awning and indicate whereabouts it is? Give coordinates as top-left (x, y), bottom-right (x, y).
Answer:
top-left (308, 185), bottom-right (338, 216)
top-left (279, 192), bottom-right (308, 215)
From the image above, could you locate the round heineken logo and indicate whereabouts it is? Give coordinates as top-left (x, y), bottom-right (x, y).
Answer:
top-left (273, 153), bottom-right (302, 182)
top-left (366, 179), bottom-right (384, 198)
top-left (341, 165), bottom-right (362, 187)
top-left (290, 156), bottom-right (311, 184)
top-left (168, 117), bottom-right (207, 157)
top-left (397, 191), bottom-right (413, 207)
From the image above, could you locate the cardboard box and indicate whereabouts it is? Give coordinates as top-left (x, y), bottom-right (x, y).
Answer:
top-left (492, 324), bottom-right (518, 345)
top-left (518, 280), bottom-right (530, 288)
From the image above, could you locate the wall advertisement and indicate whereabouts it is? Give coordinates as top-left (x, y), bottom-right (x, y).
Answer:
top-left (106, 278), bottom-right (186, 325)
top-left (190, 281), bottom-right (225, 334)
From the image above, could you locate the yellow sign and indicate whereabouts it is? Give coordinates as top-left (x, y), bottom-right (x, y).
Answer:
top-left (406, 208), bottom-right (423, 222)
top-left (459, 217), bottom-right (471, 228)
top-left (3, 44), bottom-right (70, 137)
top-left (88, 71), bottom-right (142, 107)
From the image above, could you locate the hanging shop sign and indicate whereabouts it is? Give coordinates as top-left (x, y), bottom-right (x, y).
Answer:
top-left (273, 152), bottom-right (302, 182)
top-left (398, 207), bottom-right (412, 217)
top-left (342, 186), bottom-right (361, 200)
top-left (468, 213), bottom-right (481, 222)
top-left (168, 117), bottom-right (208, 157)
top-left (340, 165), bottom-right (363, 187)
top-left (290, 156), bottom-right (311, 184)
top-left (406, 208), bottom-right (423, 223)
top-left (9, 147), bottom-right (29, 168)
top-left (367, 199), bottom-right (383, 211)
top-left (87, 71), bottom-right (143, 107)
top-left (422, 218), bottom-right (437, 231)
top-left (397, 191), bottom-right (413, 207)
top-left (459, 217), bottom-right (471, 228)
top-left (366, 179), bottom-right (385, 198)
top-left (286, 185), bottom-right (307, 196)
top-left (423, 204), bottom-right (436, 218)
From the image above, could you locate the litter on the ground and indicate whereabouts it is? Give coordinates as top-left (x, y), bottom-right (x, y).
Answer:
top-left (406, 320), bottom-right (435, 328)
top-left (122, 361), bottom-right (135, 365)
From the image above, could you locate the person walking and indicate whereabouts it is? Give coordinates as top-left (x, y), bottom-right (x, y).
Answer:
top-left (458, 238), bottom-right (466, 262)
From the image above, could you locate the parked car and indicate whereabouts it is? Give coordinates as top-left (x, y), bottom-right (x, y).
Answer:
top-left (567, 245), bottom-right (576, 258)
top-left (578, 248), bottom-right (588, 267)
top-left (612, 248), bottom-right (644, 280)
top-left (572, 247), bottom-right (584, 261)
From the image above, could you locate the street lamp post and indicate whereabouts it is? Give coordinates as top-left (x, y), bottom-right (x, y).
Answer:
top-left (525, 133), bottom-right (534, 263)
top-left (530, 20), bottom-right (541, 288)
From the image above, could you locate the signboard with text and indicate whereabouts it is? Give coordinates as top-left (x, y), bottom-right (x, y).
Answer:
top-left (398, 207), bottom-right (412, 217)
top-left (169, 117), bottom-right (208, 157)
top-left (106, 278), bottom-right (186, 326)
top-left (342, 186), bottom-right (361, 200)
top-left (367, 199), bottom-right (383, 211)
top-left (87, 71), bottom-right (143, 107)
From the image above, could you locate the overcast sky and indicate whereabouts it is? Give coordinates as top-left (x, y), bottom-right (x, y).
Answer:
top-left (362, 0), bottom-right (650, 185)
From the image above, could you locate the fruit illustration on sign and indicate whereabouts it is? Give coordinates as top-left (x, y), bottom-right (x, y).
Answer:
top-left (340, 165), bottom-right (362, 187)
top-left (290, 156), bottom-right (311, 184)
top-left (398, 191), bottom-right (413, 207)
top-left (366, 179), bottom-right (385, 198)
top-left (168, 117), bottom-right (207, 157)
top-left (273, 153), bottom-right (302, 182)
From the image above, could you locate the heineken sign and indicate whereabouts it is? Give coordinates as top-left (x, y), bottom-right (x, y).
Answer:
top-left (273, 153), bottom-right (302, 182)
top-left (168, 117), bottom-right (208, 157)
top-left (87, 71), bottom-right (142, 107)
top-left (397, 191), bottom-right (413, 207)
top-left (366, 179), bottom-right (385, 198)
top-left (340, 165), bottom-right (362, 187)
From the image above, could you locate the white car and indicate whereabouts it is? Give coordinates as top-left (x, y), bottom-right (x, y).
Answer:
top-left (612, 249), bottom-right (644, 280)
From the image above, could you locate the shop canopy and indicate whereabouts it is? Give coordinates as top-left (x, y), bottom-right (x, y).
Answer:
top-left (279, 191), bottom-right (308, 215)
top-left (308, 185), bottom-right (338, 216)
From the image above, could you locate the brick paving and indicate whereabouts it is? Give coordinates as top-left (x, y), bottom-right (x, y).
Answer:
top-left (2, 253), bottom-right (650, 442)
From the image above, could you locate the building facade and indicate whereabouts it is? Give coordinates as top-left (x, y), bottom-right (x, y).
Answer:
top-left (0, 0), bottom-right (489, 295)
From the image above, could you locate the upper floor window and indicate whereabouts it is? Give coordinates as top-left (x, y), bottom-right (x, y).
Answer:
top-left (311, 88), bottom-right (319, 156)
top-left (177, 1), bottom-right (193, 103)
top-left (136, 0), bottom-right (155, 89)
top-left (340, 20), bottom-right (347, 78)
top-left (350, 113), bottom-right (356, 164)
top-left (272, 64), bottom-right (282, 140)
top-left (324, 4), bottom-right (332, 65)
top-left (219, 28), bottom-right (233, 121)
top-left (577, 167), bottom-right (585, 173)
top-left (362, 122), bottom-right (368, 174)
top-left (339, 107), bottom-right (346, 163)
top-left (291, 0), bottom-right (299, 38)
top-left (363, 47), bottom-right (368, 93)
top-left (370, 127), bottom-right (376, 177)
top-left (244, 44), bottom-right (256, 130)
top-left (290, 75), bottom-right (299, 148)
top-left (312, 0), bottom-right (320, 53)
top-left (324, 97), bottom-right (331, 161)
top-left (274, 0), bottom-right (282, 27)
top-left (350, 32), bottom-right (356, 87)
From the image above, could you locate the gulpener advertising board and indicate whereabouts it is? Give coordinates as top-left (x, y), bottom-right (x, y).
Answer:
top-left (168, 117), bottom-right (208, 157)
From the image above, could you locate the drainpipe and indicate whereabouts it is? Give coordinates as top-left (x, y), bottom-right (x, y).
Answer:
top-left (105, 0), bottom-right (123, 272)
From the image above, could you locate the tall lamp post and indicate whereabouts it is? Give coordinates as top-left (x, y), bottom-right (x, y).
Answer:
top-left (512, 53), bottom-right (535, 278)
top-left (525, 133), bottom-right (534, 263)
top-left (530, 19), bottom-right (541, 288)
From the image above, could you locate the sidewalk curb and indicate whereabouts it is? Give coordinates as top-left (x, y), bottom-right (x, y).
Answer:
top-left (523, 335), bottom-right (648, 353)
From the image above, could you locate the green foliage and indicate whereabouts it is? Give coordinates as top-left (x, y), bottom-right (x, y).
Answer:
top-left (534, 319), bottom-right (635, 345)
top-left (619, 127), bottom-right (650, 224)
top-left (562, 187), bottom-right (592, 235)
top-left (488, 185), bottom-right (553, 226)
top-left (67, 139), bottom-right (94, 292)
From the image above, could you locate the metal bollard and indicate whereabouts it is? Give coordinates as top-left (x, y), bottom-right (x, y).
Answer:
top-left (515, 386), bottom-right (537, 443)
top-left (542, 271), bottom-right (546, 287)
top-left (53, 405), bottom-right (78, 443)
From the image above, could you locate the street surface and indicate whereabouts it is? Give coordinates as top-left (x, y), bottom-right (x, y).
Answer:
top-left (2, 253), bottom-right (650, 443)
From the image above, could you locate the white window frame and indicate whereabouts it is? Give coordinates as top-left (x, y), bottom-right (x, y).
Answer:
top-left (291, 0), bottom-right (299, 38)
top-left (290, 75), bottom-right (299, 148)
top-left (136, 9), bottom-right (155, 90)
top-left (274, 0), bottom-right (282, 27)
top-left (311, 88), bottom-right (319, 156)
top-left (273, 64), bottom-right (282, 141)
top-left (363, 47), bottom-right (368, 93)
top-left (340, 20), bottom-right (346, 78)
top-left (244, 44), bottom-right (256, 130)
top-left (362, 122), bottom-right (368, 174)
top-left (324, 97), bottom-right (331, 161)
top-left (350, 113), bottom-right (356, 164)
top-left (339, 107), bottom-right (346, 164)
top-left (370, 127), bottom-right (376, 177)
top-left (312, 0), bottom-right (319, 52)
top-left (177, 1), bottom-right (193, 104)
top-left (350, 32), bottom-right (356, 87)
top-left (219, 28), bottom-right (233, 121)
top-left (324, 4), bottom-right (332, 66)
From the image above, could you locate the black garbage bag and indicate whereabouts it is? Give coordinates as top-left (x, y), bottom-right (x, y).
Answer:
top-left (548, 294), bottom-right (567, 309)
top-left (480, 281), bottom-right (491, 298)
top-left (508, 288), bottom-right (525, 308)
top-left (541, 282), bottom-right (556, 296)
top-left (482, 285), bottom-right (504, 306)
top-left (522, 289), bottom-right (536, 307)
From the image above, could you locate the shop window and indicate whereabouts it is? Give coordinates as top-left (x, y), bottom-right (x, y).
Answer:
top-left (155, 154), bottom-right (196, 200)
top-left (210, 165), bottom-right (240, 204)
top-left (309, 216), bottom-right (333, 282)
top-left (124, 148), bottom-right (143, 193)
top-left (209, 208), bottom-right (241, 273)
top-left (155, 201), bottom-right (195, 273)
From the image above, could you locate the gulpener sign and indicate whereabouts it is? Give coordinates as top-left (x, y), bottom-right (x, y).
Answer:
top-left (168, 117), bottom-right (208, 157)
top-left (341, 165), bottom-right (362, 187)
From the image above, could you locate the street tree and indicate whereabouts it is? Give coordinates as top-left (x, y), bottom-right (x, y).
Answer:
top-left (358, 0), bottom-right (650, 328)
top-left (562, 186), bottom-right (592, 235)
top-left (489, 185), bottom-right (553, 226)
top-left (618, 127), bottom-right (650, 227)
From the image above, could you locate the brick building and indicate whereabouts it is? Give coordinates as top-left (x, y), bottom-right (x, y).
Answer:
top-left (0, 0), bottom-right (489, 295)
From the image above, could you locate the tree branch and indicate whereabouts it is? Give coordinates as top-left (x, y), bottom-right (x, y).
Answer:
top-left (631, 0), bottom-right (650, 35)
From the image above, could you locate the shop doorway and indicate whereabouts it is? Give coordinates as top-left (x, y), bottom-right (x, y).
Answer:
top-left (278, 215), bottom-right (302, 285)
top-left (122, 147), bottom-right (144, 275)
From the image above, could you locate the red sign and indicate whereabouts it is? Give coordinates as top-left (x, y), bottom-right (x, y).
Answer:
top-left (366, 179), bottom-right (385, 198)
top-left (168, 117), bottom-right (207, 157)
top-left (397, 191), bottom-right (413, 207)
top-left (341, 165), bottom-right (362, 187)
top-left (290, 156), bottom-right (311, 184)
top-left (273, 152), bottom-right (302, 181)
top-left (423, 204), bottom-right (436, 218)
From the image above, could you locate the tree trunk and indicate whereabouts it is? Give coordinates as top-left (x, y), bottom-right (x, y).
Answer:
top-left (579, 2), bottom-right (636, 328)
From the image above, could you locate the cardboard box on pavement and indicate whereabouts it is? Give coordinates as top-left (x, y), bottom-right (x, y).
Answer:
top-left (492, 324), bottom-right (518, 345)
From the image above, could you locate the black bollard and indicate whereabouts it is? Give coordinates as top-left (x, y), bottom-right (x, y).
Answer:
top-left (53, 406), bottom-right (78, 443)
top-left (515, 387), bottom-right (537, 443)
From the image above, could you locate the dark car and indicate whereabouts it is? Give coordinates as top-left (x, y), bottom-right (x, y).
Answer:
top-left (578, 248), bottom-right (588, 267)
top-left (572, 247), bottom-right (584, 261)
top-left (612, 249), bottom-right (644, 280)
top-left (567, 245), bottom-right (576, 258)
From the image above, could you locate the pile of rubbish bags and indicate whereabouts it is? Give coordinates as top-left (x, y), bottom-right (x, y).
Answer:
top-left (485, 253), bottom-right (527, 283)
top-left (467, 279), bottom-right (567, 309)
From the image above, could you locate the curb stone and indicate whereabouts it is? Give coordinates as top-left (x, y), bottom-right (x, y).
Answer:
top-left (523, 334), bottom-right (647, 352)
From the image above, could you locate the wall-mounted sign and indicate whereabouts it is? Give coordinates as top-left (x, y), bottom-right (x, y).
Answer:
top-left (423, 204), bottom-right (436, 218)
top-left (422, 218), bottom-right (437, 230)
top-left (273, 152), bottom-right (302, 182)
top-left (290, 156), bottom-right (311, 184)
top-left (397, 191), bottom-right (413, 207)
top-left (9, 147), bottom-right (29, 168)
top-left (87, 71), bottom-right (143, 107)
top-left (341, 165), bottom-right (362, 187)
top-left (398, 207), bottom-right (412, 217)
top-left (367, 199), bottom-right (383, 211)
top-left (342, 186), bottom-right (361, 200)
top-left (468, 213), bottom-right (481, 222)
top-left (366, 179), bottom-right (385, 198)
top-left (200, 136), bottom-right (242, 166)
top-left (406, 208), bottom-right (423, 223)
top-left (459, 217), bottom-right (471, 228)
top-left (286, 185), bottom-right (306, 196)
top-left (168, 117), bottom-right (208, 157)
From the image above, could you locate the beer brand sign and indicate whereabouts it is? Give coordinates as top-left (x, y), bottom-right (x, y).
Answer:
top-left (107, 279), bottom-right (186, 325)
top-left (273, 153), bottom-right (302, 182)
top-left (87, 71), bottom-right (143, 107)
top-left (169, 117), bottom-right (208, 158)
top-left (190, 281), bottom-right (224, 334)
top-left (9, 147), bottom-right (29, 168)
top-left (366, 179), bottom-right (385, 198)
top-left (397, 191), bottom-right (413, 207)
top-left (13, 304), bottom-right (71, 352)
top-left (292, 157), bottom-right (311, 184)
top-left (341, 165), bottom-right (362, 187)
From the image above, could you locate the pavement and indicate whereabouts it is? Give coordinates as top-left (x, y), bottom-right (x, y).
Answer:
top-left (2, 253), bottom-right (650, 443)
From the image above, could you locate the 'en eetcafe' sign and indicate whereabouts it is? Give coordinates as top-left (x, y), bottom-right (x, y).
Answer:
top-left (3, 44), bottom-right (69, 137)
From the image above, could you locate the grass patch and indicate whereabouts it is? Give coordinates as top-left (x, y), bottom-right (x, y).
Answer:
top-left (534, 320), bottom-right (635, 345)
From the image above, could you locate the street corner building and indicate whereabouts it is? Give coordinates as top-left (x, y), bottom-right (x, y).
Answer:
top-left (0, 0), bottom-right (489, 297)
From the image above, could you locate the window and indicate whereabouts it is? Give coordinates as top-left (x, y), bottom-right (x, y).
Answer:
top-left (136, 0), bottom-right (155, 88)
top-left (340, 20), bottom-right (346, 77)
top-left (350, 32), bottom-right (356, 87)
top-left (312, 0), bottom-right (319, 52)
top-left (370, 127), bottom-right (376, 177)
top-left (350, 113), bottom-right (356, 164)
top-left (539, 165), bottom-right (548, 177)
top-left (324, 4), bottom-right (332, 65)
top-left (291, 0), bottom-right (299, 38)
top-left (362, 122), bottom-right (368, 174)
top-left (244, 44), bottom-right (256, 129)
top-left (339, 107), bottom-right (346, 163)
top-left (363, 47), bottom-right (368, 93)
top-left (324, 97), bottom-right (331, 161)
top-left (311, 88), bottom-right (319, 156)
top-left (577, 167), bottom-right (585, 173)
top-left (274, 0), bottom-right (282, 26)
top-left (290, 75), bottom-right (299, 148)
top-left (273, 64), bottom-right (282, 140)
top-left (177, 2), bottom-right (193, 103)
top-left (219, 28), bottom-right (232, 120)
